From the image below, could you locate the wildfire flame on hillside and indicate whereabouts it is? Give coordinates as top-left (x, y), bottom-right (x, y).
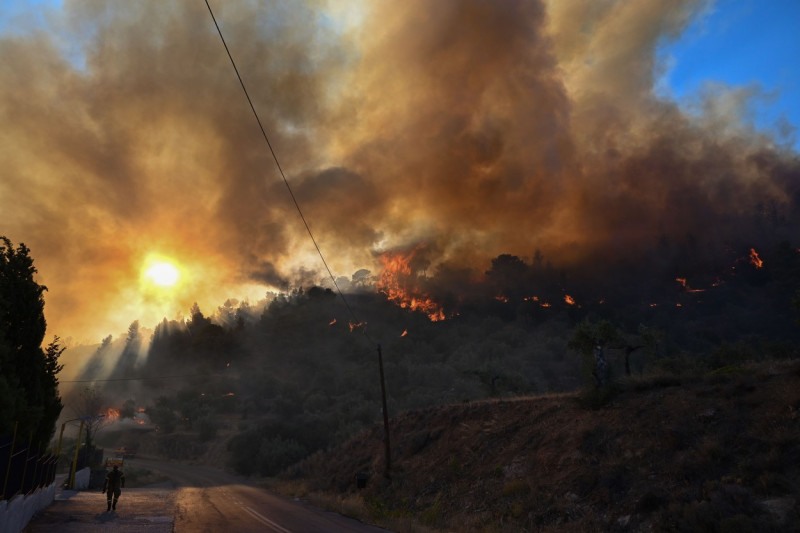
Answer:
top-left (749, 248), bottom-right (763, 269)
top-left (349, 320), bottom-right (366, 332)
top-left (676, 278), bottom-right (706, 293)
top-left (106, 408), bottom-right (121, 421)
top-left (378, 246), bottom-right (446, 321)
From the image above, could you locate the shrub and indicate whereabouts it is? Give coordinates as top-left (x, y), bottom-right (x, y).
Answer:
top-left (256, 436), bottom-right (307, 476)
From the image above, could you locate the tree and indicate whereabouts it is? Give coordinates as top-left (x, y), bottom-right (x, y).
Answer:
top-left (0, 236), bottom-right (63, 447)
top-left (109, 321), bottom-right (141, 385)
top-left (79, 335), bottom-right (113, 381)
top-left (568, 319), bottom-right (623, 385)
top-left (73, 387), bottom-right (107, 449)
top-left (568, 319), bottom-right (623, 356)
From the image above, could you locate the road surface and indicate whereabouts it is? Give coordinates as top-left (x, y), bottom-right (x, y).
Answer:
top-left (26, 457), bottom-right (391, 533)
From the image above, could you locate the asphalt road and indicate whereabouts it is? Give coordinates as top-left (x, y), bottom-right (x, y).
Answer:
top-left (26, 457), bottom-right (392, 533)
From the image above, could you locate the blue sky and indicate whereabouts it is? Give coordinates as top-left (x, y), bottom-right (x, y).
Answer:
top-left (656, 0), bottom-right (800, 149)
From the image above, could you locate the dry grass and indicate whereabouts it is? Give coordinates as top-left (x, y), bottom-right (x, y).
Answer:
top-left (271, 360), bottom-right (800, 532)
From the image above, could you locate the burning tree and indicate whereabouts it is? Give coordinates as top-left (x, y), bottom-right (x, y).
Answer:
top-left (377, 245), bottom-right (446, 321)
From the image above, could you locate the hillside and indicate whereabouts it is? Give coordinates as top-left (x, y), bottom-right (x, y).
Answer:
top-left (277, 360), bottom-right (800, 532)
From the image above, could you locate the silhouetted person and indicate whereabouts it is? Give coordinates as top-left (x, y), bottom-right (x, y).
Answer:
top-left (103, 465), bottom-right (125, 511)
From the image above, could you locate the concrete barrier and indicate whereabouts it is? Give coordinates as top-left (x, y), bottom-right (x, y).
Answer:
top-left (0, 476), bottom-right (63, 533)
top-left (73, 467), bottom-right (90, 490)
top-left (1, 493), bottom-right (25, 533)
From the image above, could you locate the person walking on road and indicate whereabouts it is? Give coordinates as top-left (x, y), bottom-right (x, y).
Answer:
top-left (102, 465), bottom-right (125, 511)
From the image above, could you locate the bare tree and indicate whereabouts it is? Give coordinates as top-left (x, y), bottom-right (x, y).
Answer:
top-left (72, 387), bottom-right (107, 448)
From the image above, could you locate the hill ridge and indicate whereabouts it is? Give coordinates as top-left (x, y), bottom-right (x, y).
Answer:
top-left (280, 360), bottom-right (800, 532)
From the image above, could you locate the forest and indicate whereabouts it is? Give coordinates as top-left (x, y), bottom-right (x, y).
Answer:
top-left (72, 237), bottom-right (800, 477)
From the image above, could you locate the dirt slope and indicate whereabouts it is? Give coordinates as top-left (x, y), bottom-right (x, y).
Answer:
top-left (280, 361), bottom-right (800, 532)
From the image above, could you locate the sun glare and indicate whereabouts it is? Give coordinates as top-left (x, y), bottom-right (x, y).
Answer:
top-left (144, 261), bottom-right (180, 287)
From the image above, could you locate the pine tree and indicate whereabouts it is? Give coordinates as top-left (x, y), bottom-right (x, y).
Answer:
top-left (0, 237), bottom-right (63, 447)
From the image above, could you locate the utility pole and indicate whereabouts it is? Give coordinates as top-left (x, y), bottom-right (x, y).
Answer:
top-left (69, 419), bottom-right (86, 489)
top-left (62, 414), bottom-right (105, 489)
top-left (377, 344), bottom-right (391, 480)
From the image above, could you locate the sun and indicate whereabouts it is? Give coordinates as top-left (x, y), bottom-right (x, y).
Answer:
top-left (143, 260), bottom-right (180, 287)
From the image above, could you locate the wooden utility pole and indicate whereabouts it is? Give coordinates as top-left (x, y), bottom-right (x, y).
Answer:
top-left (377, 344), bottom-right (391, 479)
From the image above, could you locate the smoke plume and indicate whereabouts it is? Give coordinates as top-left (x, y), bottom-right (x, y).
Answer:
top-left (1, 0), bottom-right (797, 342)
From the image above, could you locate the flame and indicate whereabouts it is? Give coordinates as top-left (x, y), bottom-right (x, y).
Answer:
top-left (329, 318), bottom-right (337, 326)
top-left (540, 302), bottom-right (552, 308)
top-left (749, 248), bottom-right (763, 268)
top-left (650, 303), bottom-right (658, 307)
top-left (524, 296), bottom-right (540, 302)
top-left (564, 294), bottom-right (576, 306)
top-left (401, 329), bottom-right (408, 337)
top-left (105, 408), bottom-right (121, 421)
top-left (675, 277), bottom-right (706, 293)
top-left (377, 246), bottom-right (446, 321)
top-left (495, 295), bottom-right (509, 303)
top-left (349, 320), bottom-right (366, 332)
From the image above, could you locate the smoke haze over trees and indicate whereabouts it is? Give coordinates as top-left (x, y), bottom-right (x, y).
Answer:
top-left (1, 1), bottom-right (798, 477)
top-left (73, 242), bottom-right (800, 475)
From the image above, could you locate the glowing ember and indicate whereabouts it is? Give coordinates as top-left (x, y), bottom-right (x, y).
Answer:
top-left (377, 246), bottom-right (447, 321)
top-left (401, 329), bottom-right (408, 337)
top-left (329, 318), bottom-right (337, 326)
top-left (540, 302), bottom-right (552, 308)
top-left (564, 294), bottom-right (576, 306)
top-left (749, 248), bottom-right (763, 268)
top-left (106, 408), bottom-right (121, 421)
top-left (495, 295), bottom-right (509, 303)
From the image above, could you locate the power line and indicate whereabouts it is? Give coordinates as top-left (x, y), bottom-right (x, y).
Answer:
top-left (203, 0), bottom-right (370, 343)
top-left (204, 7), bottom-right (391, 474)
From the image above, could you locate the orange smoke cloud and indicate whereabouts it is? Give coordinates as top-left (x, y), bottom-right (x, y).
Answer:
top-left (0, 1), bottom-right (797, 343)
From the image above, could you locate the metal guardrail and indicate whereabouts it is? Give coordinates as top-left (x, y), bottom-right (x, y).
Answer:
top-left (1, 425), bottom-right (58, 501)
